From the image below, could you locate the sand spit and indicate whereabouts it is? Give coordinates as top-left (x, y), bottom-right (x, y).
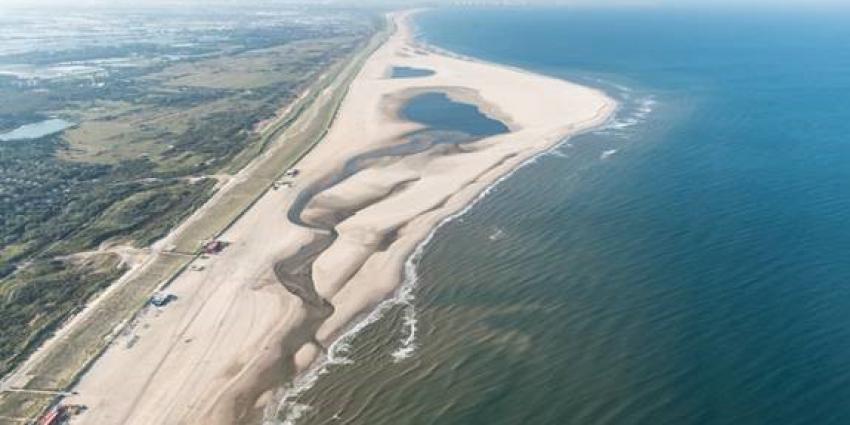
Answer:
top-left (65, 10), bottom-right (615, 425)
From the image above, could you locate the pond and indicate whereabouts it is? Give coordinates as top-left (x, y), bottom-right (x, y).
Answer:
top-left (0, 119), bottom-right (73, 142)
top-left (400, 91), bottom-right (507, 137)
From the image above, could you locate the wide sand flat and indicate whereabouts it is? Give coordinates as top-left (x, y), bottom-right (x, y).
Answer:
top-left (67, 10), bottom-right (614, 425)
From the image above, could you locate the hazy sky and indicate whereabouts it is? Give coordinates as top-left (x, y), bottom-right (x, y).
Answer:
top-left (1, 0), bottom-right (848, 9)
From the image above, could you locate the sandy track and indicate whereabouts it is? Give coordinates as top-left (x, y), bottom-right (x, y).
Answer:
top-left (66, 10), bottom-right (615, 425)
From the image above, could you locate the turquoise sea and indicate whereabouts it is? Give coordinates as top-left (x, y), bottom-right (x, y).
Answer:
top-left (274, 6), bottom-right (850, 425)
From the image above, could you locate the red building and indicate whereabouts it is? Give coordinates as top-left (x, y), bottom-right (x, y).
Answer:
top-left (38, 406), bottom-right (63, 425)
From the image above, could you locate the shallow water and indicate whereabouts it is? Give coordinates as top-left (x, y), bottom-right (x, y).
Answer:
top-left (390, 66), bottom-right (435, 79)
top-left (274, 7), bottom-right (850, 425)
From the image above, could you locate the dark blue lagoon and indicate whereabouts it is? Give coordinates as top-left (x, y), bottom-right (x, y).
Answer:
top-left (278, 6), bottom-right (850, 425)
top-left (401, 92), bottom-right (508, 137)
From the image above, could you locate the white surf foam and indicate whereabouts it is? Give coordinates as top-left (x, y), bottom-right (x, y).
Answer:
top-left (594, 95), bottom-right (655, 136)
top-left (600, 149), bottom-right (618, 160)
top-left (266, 240), bottom-right (428, 423)
top-left (390, 303), bottom-right (418, 362)
top-left (586, 76), bottom-right (633, 95)
top-left (488, 227), bottom-right (507, 241)
top-left (547, 148), bottom-right (570, 158)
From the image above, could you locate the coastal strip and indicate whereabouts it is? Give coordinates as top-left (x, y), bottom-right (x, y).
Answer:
top-left (61, 9), bottom-right (615, 425)
top-left (263, 9), bottom-right (617, 424)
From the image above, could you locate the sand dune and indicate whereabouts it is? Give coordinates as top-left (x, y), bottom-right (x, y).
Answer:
top-left (66, 10), bottom-right (614, 425)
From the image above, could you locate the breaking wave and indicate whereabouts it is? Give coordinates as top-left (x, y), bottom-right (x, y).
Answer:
top-left (600, 149), bottom-right (618, 160)
top-left (596, 95), bottom-right (656, 135)
top-left (390, 299), bottom-right (418, 362)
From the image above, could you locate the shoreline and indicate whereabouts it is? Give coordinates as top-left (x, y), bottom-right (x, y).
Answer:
top-left (264, 9), bottom-right (617, 423)
top-left (62, 9), bottom-right (615, 425)
top-left (267, 113), bottom-right (617, 423)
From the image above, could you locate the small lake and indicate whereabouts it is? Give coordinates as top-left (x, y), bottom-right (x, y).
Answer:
top-left (400, 92), bottom-right (507, 137)
top-left (390, 66), bottom-right (436, 79)
top-left (0, 119), bottom-right (73, 142)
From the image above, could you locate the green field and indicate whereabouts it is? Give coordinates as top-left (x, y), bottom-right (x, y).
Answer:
top-left (0, 253), bottom-right (126, 377)
top-left (21, 253), bottom-right (191, 390)
top-left (0, 391), bottom-right (55, 423)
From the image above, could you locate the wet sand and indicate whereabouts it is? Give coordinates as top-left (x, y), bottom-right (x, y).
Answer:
top-left (66, 10), bottom-right (615, 425)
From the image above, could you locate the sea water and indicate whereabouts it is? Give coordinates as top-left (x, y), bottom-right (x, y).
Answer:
top-left (272, 6), bottom-right (850, 425)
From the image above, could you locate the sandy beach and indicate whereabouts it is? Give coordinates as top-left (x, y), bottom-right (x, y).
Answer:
top-left (65, 10), bottom-right (615, 425)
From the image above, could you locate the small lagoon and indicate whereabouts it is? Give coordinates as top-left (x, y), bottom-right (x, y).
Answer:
top-left (390, 66), bottom-right (436, 79)
top-left (288, 91), bottom-right (508, 226)
top-left (400, 92), bottom-right (507, 137)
